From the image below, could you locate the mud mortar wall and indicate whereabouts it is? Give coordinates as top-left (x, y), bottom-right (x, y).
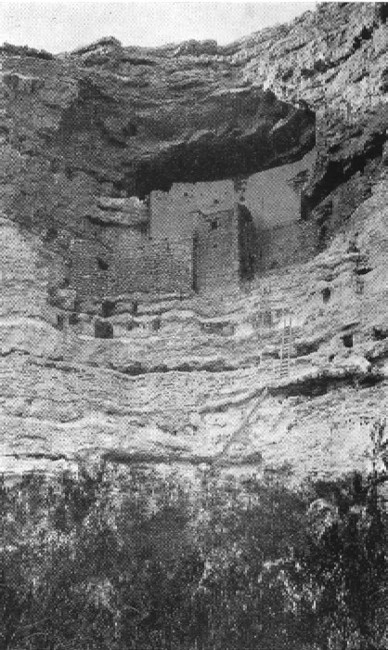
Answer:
top-left (69, 216), bottom-right (317, 298)
top-left (193, 208), bottom-right (240, 292)
top-left (258, 220), bottom-right (319, 272)
top-left (150, 180), bottom-right (236, 241)
top-left (70, 236), bottom-right (193, 299)
top-left (150, 181), bottom-right (241, 292)
top-left (111, 238), bottom-right (193, 295)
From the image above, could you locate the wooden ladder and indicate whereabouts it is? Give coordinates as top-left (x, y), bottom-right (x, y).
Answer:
top-left (354, 252), bottom-right (365, 296)
top-left (354, 254), bottom-right (366, 342)
top-left (259, 281), bottom-right (272, 335)
top-left (279, 310), bottom-right (292, 379)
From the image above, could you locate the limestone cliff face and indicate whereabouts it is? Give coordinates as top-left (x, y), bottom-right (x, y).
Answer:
top-left (0, 3), bottom-right (387, 480)
top-left (1, 3), bottom-right (386, 239)
top-left (0, 40), bottom-right (313, 211)
top-left (233, 1), bottom-right (388, 237)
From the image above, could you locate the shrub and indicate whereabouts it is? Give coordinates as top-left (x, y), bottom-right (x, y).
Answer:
top-left (1, 446), bottom-right (386, 649)
top-left (0, 42), bottom-right (54, 60)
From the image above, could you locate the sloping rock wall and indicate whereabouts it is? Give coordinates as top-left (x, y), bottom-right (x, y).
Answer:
top-left (1, 3), bottom-right (387, 481)
top-left (1, 177), bottom-right (387, 479)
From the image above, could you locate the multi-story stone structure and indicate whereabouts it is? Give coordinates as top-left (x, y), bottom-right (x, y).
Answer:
top-left (68, 169), bottom-right (317, 303)
top-left (69, 179), bottom-right (256, 300)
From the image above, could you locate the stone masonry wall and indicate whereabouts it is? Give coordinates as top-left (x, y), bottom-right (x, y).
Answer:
top-left (70, 238), bottom-right (110, 300)
top-left (150, 181), bottom-right (240, 292)
top-left (193, 208), bottom-right (240, 292)
top-left (70, 236), bottom-right (193, 300)
top-left (69, 170), bottom-right (317, 300)
top-left (150, 180), bottom-right (235, 241)
top-left (111, 238), bottom-right (193, 295)
top-left (258, 220), bottom-right (319, 273)
top-left (70, 217), bottom-right (317, 299)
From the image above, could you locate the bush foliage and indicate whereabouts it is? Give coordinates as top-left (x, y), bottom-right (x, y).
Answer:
top-left (0, 42), bottom-right (54, 60)
top-left (1, 461), bottom-right (387, 650)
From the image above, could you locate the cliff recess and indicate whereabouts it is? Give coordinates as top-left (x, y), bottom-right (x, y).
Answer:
top-left (0, 3), bottom-right (387, 481)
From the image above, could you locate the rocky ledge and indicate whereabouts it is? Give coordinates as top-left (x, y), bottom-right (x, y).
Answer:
top-left (0, 3), bottom-right (387, 482)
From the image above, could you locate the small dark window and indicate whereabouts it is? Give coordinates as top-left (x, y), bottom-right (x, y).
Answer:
top-left (65, 167), bottom-right (74, 180)
top-left (372, 327), bottom-right (387, 341)
top-left (97, 257), bottom-right (109, 271)
top-left (211, 219), bottom-right (218, 230)
top-left (44, 227), bottom-right (58, 242)
top-left (56, 314), bottom-right (65, 331)
top-left (347, 241), bottom-right (359, 253)
top-left (322, 287), bottom-right (331, 303)
top-left (123, 122), bottom-right (137, 137)
top-left (101, 299), bottom-right (116, 318)
top-left (318, 224), bottom-right (328, 249)
top-left (342, 333), bottom-right (353, 348)
top-left (355, 278), bottom-right (364, 295)
top-left (213, 198), bottom-right (219, 205)
top-left (94, 319), bottom-right (113, 339)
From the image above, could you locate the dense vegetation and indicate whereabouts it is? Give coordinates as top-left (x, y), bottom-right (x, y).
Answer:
top-left (1, 439), bottom-right (387, 650)
top-left (0, 42), bottom-right (54, 60)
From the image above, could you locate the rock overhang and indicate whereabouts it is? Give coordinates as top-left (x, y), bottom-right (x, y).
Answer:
top-left (0, 44), bottom-right (316, 203)
top-left (1, 3), bottom-right (388, 479)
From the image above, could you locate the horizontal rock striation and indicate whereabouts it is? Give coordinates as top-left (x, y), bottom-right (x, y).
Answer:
top-left (1, 179), bottom-right (388, 479)
top-left (0, 3), bottom-right (387, 481)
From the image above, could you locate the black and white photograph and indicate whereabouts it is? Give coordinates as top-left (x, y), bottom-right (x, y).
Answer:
top-left (1, 1), bottom-right (387, 648)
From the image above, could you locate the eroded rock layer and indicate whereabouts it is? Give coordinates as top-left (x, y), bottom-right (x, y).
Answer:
top-left (0, 3), bottom-right (387, 480)
top-left (1, 178), bottom-right (388, 479)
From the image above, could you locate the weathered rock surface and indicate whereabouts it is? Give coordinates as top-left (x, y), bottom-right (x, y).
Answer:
top-left (0, 3), bottom-right (388, 481)
top-left (1, 178), bottom-right (388, 479)
top-left (0, 41), bottom-right (313, 212)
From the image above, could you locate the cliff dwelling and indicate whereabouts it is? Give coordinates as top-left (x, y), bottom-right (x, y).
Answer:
top-left (68, 153), bottom-right (318, 304)
top-left (2, 5), bottom-right (388, 649)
